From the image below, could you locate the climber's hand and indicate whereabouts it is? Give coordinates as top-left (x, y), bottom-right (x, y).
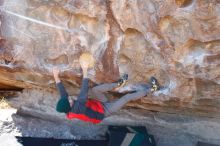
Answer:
top-left (53, 67), bottom-right (60, 77)
top-left (53, 67), bottom-right (61, 83)
top-left (79, 59), bottom-right (89, 78)
top-left (80, 60), bottom-right (89, 71)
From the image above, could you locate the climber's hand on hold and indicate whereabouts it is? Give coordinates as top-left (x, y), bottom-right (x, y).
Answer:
top-left (79, 53), bottom-right (95, 78)
top-left (80, 60), bottom-right (89, 71)
top-left (53, 67), bottom-right (61, 83)
top-left (79, 58), bottom-right (89, 78)
top-left (81, 63), bottom-right (88, 78)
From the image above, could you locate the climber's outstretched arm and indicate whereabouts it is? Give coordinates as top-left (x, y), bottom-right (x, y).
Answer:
top-left (53, 67), bottom-right (71, 113)
top-left (53, 67), bottom-right (68, 99)
top-left (53, 67), bottom-right (61, 83)
top-left (77, 58), bottom-right (89, 102)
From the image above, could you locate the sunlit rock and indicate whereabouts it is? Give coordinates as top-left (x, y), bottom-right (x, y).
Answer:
top-left (0, 0), bottom-right (220, 119)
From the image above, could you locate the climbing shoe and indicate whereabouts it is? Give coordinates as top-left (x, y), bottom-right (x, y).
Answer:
top-left (117, 74), bottom-right (128, 87)
top-left (150, 77), bottom-right (160, 92)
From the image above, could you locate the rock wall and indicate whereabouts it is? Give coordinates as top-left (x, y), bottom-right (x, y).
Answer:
top-left (0, 0), bottom-right (220, 118)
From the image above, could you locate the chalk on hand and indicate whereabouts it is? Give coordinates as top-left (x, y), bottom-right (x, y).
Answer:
top-left (79, 53), bottom-right (95, 68)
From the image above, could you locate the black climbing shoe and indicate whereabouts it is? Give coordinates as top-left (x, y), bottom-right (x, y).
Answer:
top-left (150, 77), bottom-right (160, 92)
top-left (117, 74), bottom-right (128, 87)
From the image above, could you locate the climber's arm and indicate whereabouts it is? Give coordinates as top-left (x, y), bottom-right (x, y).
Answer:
top-left (53, 67), bottom-right (68, 99)
top-left (77, 61), bottom-right (89, 102)
top-left (53, 67), bottom-right (61, 83)
top-left (56, 82), bottom-right (69, 99)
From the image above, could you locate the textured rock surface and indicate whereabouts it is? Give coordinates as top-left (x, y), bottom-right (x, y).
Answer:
top-left (0, 0), bottom-right (220, 145)
top-left (1, 109), bottom-right (220, 146)
top-left (1, 0), bottom-right (219, 116)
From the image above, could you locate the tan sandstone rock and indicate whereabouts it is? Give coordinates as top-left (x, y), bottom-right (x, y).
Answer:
top-left (0, 0), bottom-right (220, 118)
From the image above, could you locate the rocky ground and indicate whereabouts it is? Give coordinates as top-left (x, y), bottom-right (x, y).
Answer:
top-left (1, 107), bottom-right (220, 146)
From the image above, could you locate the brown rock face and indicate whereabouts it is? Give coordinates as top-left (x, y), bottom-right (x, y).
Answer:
top-left (0, 0), bottom-right (220, 118)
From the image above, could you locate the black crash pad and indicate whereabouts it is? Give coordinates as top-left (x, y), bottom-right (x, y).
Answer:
top-left (16, 136), bottom-right (107, 146)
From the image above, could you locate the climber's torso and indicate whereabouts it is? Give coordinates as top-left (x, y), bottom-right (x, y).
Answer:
top-left (66, 99), bottom-right (105, 124)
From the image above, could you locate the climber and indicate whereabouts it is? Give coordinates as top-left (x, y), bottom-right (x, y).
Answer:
top-left (53, 60), bottom-right (160, 124)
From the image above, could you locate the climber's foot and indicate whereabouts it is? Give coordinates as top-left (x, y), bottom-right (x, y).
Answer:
top-left (117, 74), bottom-right (128, 86)
top-left (149, 77), bottom-right (160, 92)
top-left (113, 74), bottom-right (128, 91)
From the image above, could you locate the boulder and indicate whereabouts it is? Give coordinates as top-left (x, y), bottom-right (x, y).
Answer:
top-left (0, 0), bottom-right (220, 119)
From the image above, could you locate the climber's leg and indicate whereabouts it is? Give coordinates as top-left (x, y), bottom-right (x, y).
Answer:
top-left (91, 83), bottom-right (118, 102)
top-left (91, 74), bottom-right (128, 102)
top-left (103, 90), bottom-right (149, 116)
top-left (103, 77), bottom-right (161, 116)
